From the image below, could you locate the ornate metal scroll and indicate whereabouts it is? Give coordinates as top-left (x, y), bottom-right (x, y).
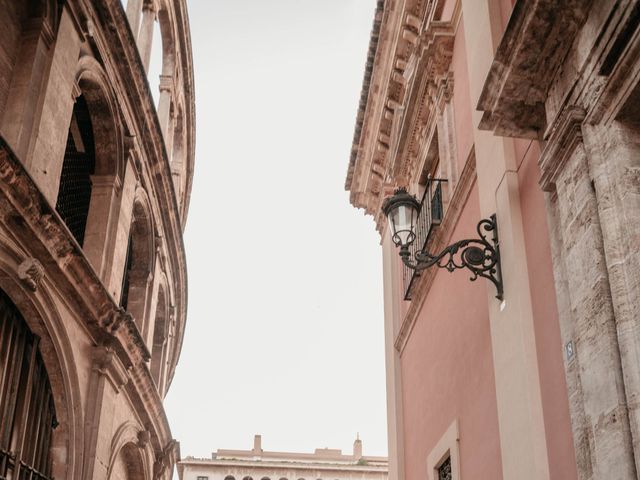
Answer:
top-left (399, 214), bottom-right (503, 300)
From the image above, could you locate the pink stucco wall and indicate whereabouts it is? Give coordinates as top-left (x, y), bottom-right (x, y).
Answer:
top-left (400, 184), bottom-right (502, 480)
top-left (516, 139), bottom-right (578, 480)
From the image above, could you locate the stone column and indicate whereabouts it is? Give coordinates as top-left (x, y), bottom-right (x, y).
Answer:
top-left (582, 120), bottom-right (640, 474)
top-left (82, 346), bottom-right (129, 479)
top-left (101, 155), bottom-right (137, 301)
top-left (539, 108), bottom-right (637, 479)
top-left (125, 0), bottom-right (144, 39)
top-left (157, 75), bottom-right (174, 138)
top-left (137, 3), bottom-right (156, 74)
top-left (84, 174), bottom-right (120, 279)
top-left (544, 191), bottom-right (593, 477)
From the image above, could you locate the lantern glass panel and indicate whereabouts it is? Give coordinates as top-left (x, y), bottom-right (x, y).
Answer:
top-left (389, 203), bottom-right (417, 247)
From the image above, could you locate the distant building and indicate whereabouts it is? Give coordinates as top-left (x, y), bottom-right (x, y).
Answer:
top-left (178, 435), bottom-right (388, 480)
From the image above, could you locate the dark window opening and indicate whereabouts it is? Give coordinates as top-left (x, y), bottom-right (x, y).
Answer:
top-left (438, 456), bottom-right (452, 480)
top-left (55, 94), bottom-right (96, 246)
top-left (120, 233), bottom-right (134, 309)
top-left (0, 289), bottom-right (56, 480)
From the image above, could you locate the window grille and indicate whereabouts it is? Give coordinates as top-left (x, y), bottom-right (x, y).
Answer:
top-left (0, 290), bottom-right (56, 480)
top-left (438, 456), bottom-right (452, 480)
top-left (403, 178), bottom-right (447, 300)
top-left (55, 94), bottom-right (96, 246)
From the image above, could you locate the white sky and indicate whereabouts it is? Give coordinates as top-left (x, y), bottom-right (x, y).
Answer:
top-left (161, 0), bottom-right (387, 460)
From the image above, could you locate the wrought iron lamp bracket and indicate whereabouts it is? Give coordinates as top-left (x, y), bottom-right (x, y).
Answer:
top-left (399, 214), bottom-right (503, 300)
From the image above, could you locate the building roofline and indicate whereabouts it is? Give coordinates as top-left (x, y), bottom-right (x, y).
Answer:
top-left (345, 0), bottom-right (386, 191)
top-left (178, 458), bottom-right (388, 473)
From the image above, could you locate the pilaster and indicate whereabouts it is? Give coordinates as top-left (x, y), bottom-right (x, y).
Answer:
top-left (461, 0), bottom-right (551, 478)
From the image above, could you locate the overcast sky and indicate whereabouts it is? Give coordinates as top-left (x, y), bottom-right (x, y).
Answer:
top-left (161, 0), bottom-right (386, 460)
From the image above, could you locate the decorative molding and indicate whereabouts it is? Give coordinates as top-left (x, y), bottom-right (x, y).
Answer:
top-left (539, 106), bottom-right (586, 192)
top-left (395, 148), bottom-right (477, 353)
top-left (18, 257), bottom-right (44, 291)
top-left (476, 0), bottom-right (592, 138)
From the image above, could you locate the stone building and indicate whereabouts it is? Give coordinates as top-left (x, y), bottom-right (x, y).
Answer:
top-left (347, 0), bottom-right (640, 479)
top-left (0, 0), bottom-right (194, 479)
top-left (178, 435), bottom-right (388, 480)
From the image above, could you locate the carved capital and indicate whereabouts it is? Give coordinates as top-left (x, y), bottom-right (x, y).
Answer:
top-left (153, 439), bottom-right (178, 479)
top-left (100, 307), bottom-right (133, 334)
top-left (18, 258), bottom-right (44, 291)
top-left (138, 430), bottom-right (151, 448)
top-left (92, 345), bottom-right (130, 391)
top-left (539, 106), bottom-right (586, 192)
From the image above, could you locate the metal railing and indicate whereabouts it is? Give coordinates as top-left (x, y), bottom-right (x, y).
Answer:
top-left (403, 178), bottom-right (447, 300)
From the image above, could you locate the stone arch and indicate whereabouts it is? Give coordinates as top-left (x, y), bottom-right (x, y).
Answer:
top-left (108, 422), bottom-right (152, 480)
top-left (121, 187), bottom-right (156, 334)
top-left (0, 239), bottom-right (83, 479)
top-left (74, 56), bottom-right (124, 180)
top-left (156, 3), bottom-right (176, 77)
top-left (109, 443), bottom-right (148, 480)
top-left (65, 56), bottom-right (126, 278)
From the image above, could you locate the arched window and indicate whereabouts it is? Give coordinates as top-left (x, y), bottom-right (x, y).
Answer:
top-left (120, 193), bottom-right (154, 331)
top-left (111, 442), bottom-right (145, 480)
top-left (0, 289), bottom-right (56, 479)
top-left (261, 477), bottom-right (271, 480)
top-left (225, 476), bottom-right (236, 480)
top-left (150, 283), bottom-right (169, 393)
top-left (243, 476), bottom-right (254, 480)
top-left (55, 94), bottom-right (95, 245)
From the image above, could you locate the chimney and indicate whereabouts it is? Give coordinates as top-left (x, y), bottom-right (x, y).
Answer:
top-left (353, 434), bottom-right (362, 460)
top-left (253, 434), bottom-right (262, 453)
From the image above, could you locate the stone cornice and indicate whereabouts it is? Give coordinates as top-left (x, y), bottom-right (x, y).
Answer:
top-left (347, 0), bottom-right (460, 234)
top-left (476, 0), bottom-right (593, 138)
top-left (394, 148), bottom-right (476, 353)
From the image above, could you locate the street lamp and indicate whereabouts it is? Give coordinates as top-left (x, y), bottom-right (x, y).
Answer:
top-left (382, 187), bottom-right (503, 300)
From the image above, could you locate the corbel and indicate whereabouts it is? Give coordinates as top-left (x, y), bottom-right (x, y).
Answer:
top-left (92, 345), bottom-right (130, 392)
top-left (18, 258), bottom-right (44, 292)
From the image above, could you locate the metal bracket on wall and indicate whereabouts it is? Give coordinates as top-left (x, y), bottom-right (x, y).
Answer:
top-left (399, 214), bottom-right (503, 300)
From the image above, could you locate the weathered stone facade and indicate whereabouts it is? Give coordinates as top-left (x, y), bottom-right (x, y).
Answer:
top-left (346, 0), bottom-right (640, 479)
top-left (0, 0), bottom-right (194, 478)
top-left (479, 1), bottom-right (640, 478)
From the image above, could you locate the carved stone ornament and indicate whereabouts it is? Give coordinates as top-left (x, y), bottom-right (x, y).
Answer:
top-left (153, 439), bottom-right (177, 479)
top-left (137, 430), bottom-right (151, 448)
top-left (100, 307), bottom-right (131, 334)
top-left (92, 345), bottom-right (130, 391)
top-left (18, 257), bottom-right (44, 291)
